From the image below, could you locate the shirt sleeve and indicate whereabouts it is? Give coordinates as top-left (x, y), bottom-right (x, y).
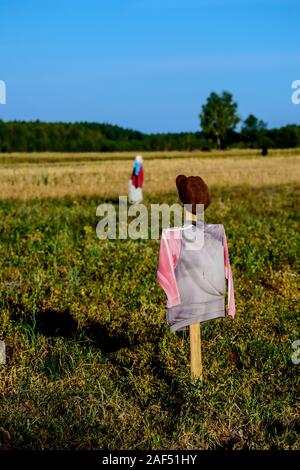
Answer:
top-left (223, 230), bottom-right (236, 319)
top-left (156, 229), bottom-right (181, 308)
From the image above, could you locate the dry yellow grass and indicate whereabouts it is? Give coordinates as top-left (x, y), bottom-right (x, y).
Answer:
top-left (0, 153), bottom-right (299, 201)
top-left (1, 148), bottom-right (299, 163)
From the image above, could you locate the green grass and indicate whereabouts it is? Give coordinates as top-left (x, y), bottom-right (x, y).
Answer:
top-left (0, 184), bottom-right (299, 450)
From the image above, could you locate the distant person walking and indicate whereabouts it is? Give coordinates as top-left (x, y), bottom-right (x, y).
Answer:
top-left (128, 155), bottom-right (144, 204)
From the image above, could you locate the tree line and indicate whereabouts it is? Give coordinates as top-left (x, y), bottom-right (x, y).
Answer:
top-left (0, 92), bottom-right (299, 152)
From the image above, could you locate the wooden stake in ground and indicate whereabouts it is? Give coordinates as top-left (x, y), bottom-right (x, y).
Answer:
top-left (189, 323), bottom-right (203, 382)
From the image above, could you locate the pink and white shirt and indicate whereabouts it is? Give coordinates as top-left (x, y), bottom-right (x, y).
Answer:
top-left (156, 222), bottom-right (235, 332)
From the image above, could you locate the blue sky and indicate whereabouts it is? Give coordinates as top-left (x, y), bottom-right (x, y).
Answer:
top-left (0, 0), bottom-right (299, 132)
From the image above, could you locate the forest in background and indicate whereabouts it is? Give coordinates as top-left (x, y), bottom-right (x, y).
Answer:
top-left (1, 119), bottom-right (300, 153)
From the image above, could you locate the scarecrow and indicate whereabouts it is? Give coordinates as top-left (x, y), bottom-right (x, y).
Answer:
top-left (156, 175), bottom-right (235, 380)
top-left (128, 155), bottom-right (144, 204)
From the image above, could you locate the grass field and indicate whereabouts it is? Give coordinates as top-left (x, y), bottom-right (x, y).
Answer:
top-left (0, 150), bottom-right (299, 450)
top-left (0, 150), bottom-right (299, 201)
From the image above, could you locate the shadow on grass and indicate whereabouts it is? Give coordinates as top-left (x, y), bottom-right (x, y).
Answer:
top-left (35, 309), bottom-right (78, 338)
top-left (35, 310), bottom-right (130, 353)
top-left (83, 321), bottom-right (130, 353)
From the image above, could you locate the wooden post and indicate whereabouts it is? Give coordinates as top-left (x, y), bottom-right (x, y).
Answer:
top-left (189, 323), bottom-right (203, 382)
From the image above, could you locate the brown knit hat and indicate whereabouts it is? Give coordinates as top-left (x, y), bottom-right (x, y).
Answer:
top-left (176, 175), bottom-right (211, 214)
